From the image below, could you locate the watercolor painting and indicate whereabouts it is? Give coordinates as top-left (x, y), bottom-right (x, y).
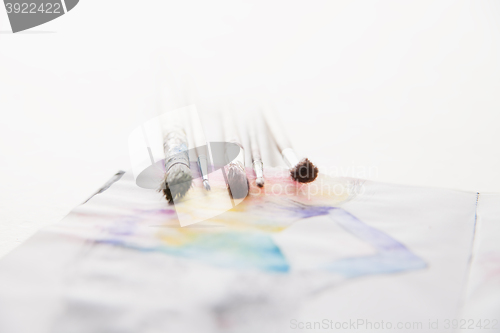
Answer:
top-left (3, 166), bottom-right (477, 333)
top-left (96, 166), bottom-right (427, 280)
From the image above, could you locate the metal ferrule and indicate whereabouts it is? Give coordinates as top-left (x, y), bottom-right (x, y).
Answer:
top-left (197, 155), bottom-right (209, 182)
top-left (226, 142), bottom-right (246, 169)
top-left (228, 160), bottom-right (245, 172)
top-left (252, 159), bottom-right (264, 179)
top-left (164, 128), bottom-right (190, 172)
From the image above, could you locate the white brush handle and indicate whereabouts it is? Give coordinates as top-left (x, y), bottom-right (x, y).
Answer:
top-left (262, 106), bottom-right (293, 152)
top-left (248, 118), bottom-right (262, 163)
top-left (197, 155), bottom-right (209, 182)
top-left (183, 109), bottom-right (211, 184)
top-left (222, 106), bottom-right (245, 166)
top-left (248, 118), bottom-right (264, 179)
top-left (262, 105), bottom-right (302, 168)
top-left (281, 148), bottom-right (300, 169)
top-left (222, 109), bottom-right (241, 146)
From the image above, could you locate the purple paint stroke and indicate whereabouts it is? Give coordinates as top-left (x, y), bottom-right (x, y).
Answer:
top-left (325, 209), bottom-right (426, 277)
top-left (281, 201), bottom-right (426, 278)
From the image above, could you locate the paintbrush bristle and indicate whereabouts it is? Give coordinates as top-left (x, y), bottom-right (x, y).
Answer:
top-left (227, 164), bottom-right (249, 199)
top-left (161, 164), bottom-right (193, 203)
top-left (203, 179), bottom-right (211, 191)
top-left (290, 158), bottom-right (318, 183)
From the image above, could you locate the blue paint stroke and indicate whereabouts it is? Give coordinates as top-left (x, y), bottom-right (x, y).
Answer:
top-left (99, 200), bottom-right (425, 278)
top-left (173, 233), bottom-right (289, 273)
top-left (99, 232), bottom-right (289, 273)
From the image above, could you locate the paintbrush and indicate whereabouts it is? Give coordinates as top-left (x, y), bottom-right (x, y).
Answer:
top-left (263, 105), bottom-right (318, 183)
top-left (248, 117), bottom-right (265, 187)
top-left (197, 154), bottom-right (211, 191)
top-left (160, 113), bottom-right (193, 203)
top-left (185, 109), bottom-right (211, 191)
top-left (222, 106), bottom-right (249, 199)
top-left (154, 55), bottom-right (201, 202)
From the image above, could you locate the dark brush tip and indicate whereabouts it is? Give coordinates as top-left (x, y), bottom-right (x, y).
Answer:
top-left (162, 185), bottom-right (174, 204)
top-left (290, 158), bottom-right (319, 183)
top-left (160, 164), bottom-right (193, 204)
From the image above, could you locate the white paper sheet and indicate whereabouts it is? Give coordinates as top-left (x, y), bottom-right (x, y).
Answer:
top-left (459, 194), bottom-right (500, 333)
top-left (0, 170), bottom-right (496, 333)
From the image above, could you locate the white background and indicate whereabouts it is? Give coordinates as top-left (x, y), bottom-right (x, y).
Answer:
top-left (0, 0), bottom-right (499, 257)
